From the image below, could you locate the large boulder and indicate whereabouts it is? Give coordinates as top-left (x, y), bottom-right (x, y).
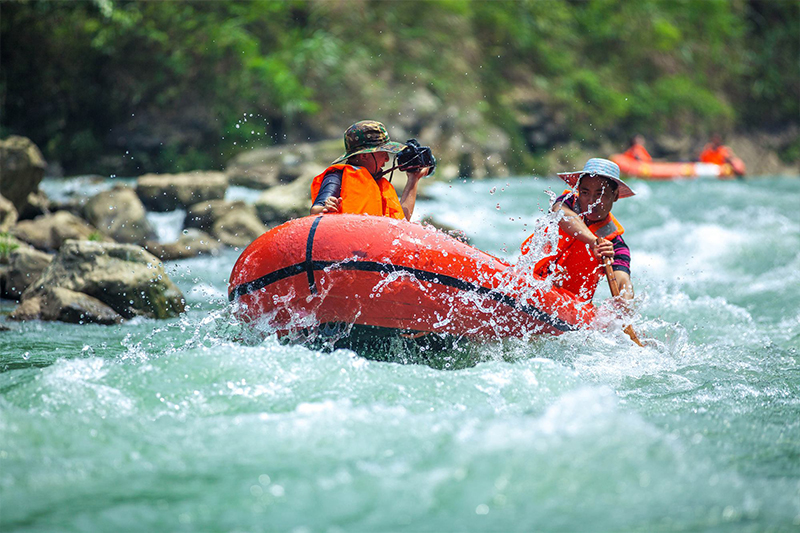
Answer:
top-left (226, 140), bottom-right (340, 189)
top-left (17, 190), bottom-right (51, 221)
top-left (0, 195), bottom-right (18, 233)
top-left (184, 199), bottom-right (266, 247)
top-left (3, 246), bottom-right (53, 300)
top-left (11, 210), bottom-right (108, 252)
top-left (184, 199), bottom-right (253, 232)
top-left (136, 171), bottom-right (228, 212)
top-left (0, 136), bottom-right (47, 212)
top-left (143, 229), bottom-right (221, 261)
top-left (12, 240), bottom-right (185, 322)
top-left (212, 210), bottom-right (268, 248)
top-left (84, 185), bottom-right (157, 245)
top-left (11, 287), bottom-right (122, 325)
top-left (254, 163), bottom-right (324, 225)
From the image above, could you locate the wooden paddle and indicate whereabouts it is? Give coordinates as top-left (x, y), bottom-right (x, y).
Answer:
top-left (603, 259), bottom-right (644, 347)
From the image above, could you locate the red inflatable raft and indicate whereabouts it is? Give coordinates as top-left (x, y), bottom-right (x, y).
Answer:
top-left (610, 153), bottom-right (745, 180)
top-left (228, 214), bottom-right (596, 348)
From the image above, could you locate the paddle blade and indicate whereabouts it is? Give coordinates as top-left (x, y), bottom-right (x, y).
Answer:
top-left (623, 324), bottom-right (645, 347)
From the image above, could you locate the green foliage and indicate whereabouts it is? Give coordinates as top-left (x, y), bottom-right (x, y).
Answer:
top-left (780, 136), bottom-right (800, 165)
top-left (737, 1), bottom-right (800, 126)
top-left (1, 0), bottom-right (797, 175)
top-left (0, 233), bottom-right (20, 263)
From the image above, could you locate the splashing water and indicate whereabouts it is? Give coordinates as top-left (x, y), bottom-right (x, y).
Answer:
top-left (1, 175), bottom-right (798, 531)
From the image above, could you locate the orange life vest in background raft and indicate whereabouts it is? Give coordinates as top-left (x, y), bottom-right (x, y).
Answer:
top-left (311, 164), bottom-right (405, 220)
top-left (521, 208), bottom-right (625, 302)
top-left (623, 144), bottom-right (652, 162)
top-left (698, 145), bottom-right (731, 165)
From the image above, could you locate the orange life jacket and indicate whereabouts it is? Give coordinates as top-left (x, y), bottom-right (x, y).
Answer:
top-left (699, 145), bottom-right (731, 165)
top-left (520, 193), bottom-right (625, 301)
top-left (310, 164), bottom-right (405, 220)
top-left (623, 144), bottom-right (652, 162)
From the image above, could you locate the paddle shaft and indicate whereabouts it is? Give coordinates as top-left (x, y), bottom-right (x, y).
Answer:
top-left (603, 259), bottom-right (645, 347)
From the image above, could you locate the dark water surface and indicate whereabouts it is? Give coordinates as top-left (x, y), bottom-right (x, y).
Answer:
top-left (1, 175), bottom-right (798, 532)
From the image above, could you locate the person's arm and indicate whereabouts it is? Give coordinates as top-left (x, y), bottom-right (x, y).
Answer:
top-left (721, 145), bottom-right (736, 164)
top-left (310, 196), bottom-right (341, 215)
top-left (613, 270), bottom-right (634, 301)
top-left (610, 235), bottom-right (634, 309)
top-left (310, 171), bottom-right (343, 215)
top-left (552, 202), bottom-right (614, 260)
top-left (399, 168), bottom-right (429, 220)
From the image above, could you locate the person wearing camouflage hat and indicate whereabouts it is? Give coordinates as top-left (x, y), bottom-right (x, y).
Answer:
top-left (520, 158), bottom-right (637, 305)
top-left (310, 120), bottom-right (431, 220)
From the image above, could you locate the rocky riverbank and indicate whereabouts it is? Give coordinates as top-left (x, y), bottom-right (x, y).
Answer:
top-left (1, 128), bottom-right (797, 325)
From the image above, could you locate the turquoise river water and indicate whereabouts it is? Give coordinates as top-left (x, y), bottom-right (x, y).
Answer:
top-left (1, 175), bottom-right (799, 532)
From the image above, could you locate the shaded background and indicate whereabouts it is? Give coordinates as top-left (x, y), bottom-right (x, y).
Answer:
top-left (1, 0), bottom-right (798, 177)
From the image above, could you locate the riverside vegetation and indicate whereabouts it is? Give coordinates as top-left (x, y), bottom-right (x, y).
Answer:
top-left (1, 0), bottom-right (798, 177)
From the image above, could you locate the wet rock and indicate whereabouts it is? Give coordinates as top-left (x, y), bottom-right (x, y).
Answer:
top-left (0, 136), bottom-right (47, 212)
top-left (254, 163), bottom-right (324, 225)
top-left (184, 200), bottom-right (252, 232)
top-left (47, 196), bottom-right (87, 219)
top-left (13, 240), bottom-right (185, 322)
top-left (84, 185), bottom-right (156, 245)
top-left (212, 210), bottom-right (269, 248)
top-left (3, 246), bottom-right (53, 300)
top-left (143, 229), bottom-right (221, 261)
top-left (11, 211), bottom-right (109, 252)
top-left (226, 156), bottom-right (280, 189)
top-left (136, 171), bottom-right (228, 212)
top-left (11, 287), bottom-right (122, 325)
top-left (226, 140), bottom-right (340, 189)
top-left (184, 199), bottom-right (266, 247)
top-left (0, 233), bottom-right (29, 265)
top-left (0, 195), bottom-right (18, 233)
top-left (17, 190), bottom-right (51, 221)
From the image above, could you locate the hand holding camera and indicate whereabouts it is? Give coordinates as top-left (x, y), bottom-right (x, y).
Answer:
top-left (397, 139), bottom-right (436, 177)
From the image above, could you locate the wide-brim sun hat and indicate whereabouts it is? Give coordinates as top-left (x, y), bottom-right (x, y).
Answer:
top-left (332, 120), bottom-right (406, 164)
top-left (557, 157), bottom-right (635, 198)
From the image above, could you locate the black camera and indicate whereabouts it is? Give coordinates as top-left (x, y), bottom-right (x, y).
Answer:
top-left (397, 139), bottom-right (436, 176)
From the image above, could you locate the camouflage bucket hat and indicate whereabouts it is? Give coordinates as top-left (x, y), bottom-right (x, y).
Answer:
top-left (332, 120), bottom-right (406, 164)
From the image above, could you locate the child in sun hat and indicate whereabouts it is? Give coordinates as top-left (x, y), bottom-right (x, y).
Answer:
top-left (521, 158), bottom-right (636, 303)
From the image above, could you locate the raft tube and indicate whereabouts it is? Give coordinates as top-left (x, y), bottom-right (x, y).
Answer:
top-left (610, 153), bottom-right (745, 180)
top-left (228, 214), bottom-right (596, 345)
